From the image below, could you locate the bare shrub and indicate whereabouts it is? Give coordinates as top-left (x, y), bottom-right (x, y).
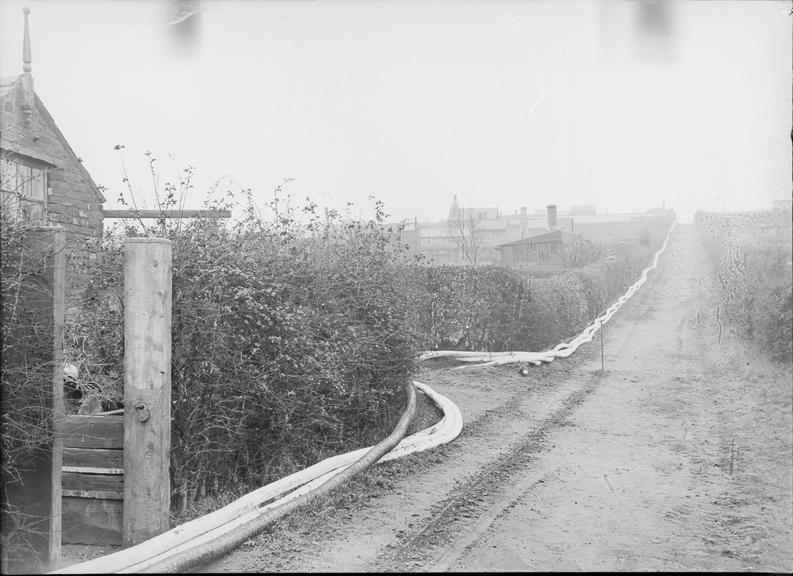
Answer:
top-left (69, 179), bottom-right (422, 515)
top-left (696, 210), bottom-right (793, 362)
top-left (1, 214), bottom-right (56, 569)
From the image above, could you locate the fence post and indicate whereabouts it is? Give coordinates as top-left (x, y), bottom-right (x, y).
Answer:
top-left (12, 226), bottom-right (65, 571)
top-left (49, 229), bottom-right (65, 567)
top-left (122, 238), bottom-right (172, 547)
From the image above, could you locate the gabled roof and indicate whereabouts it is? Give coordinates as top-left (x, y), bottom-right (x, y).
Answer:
top-left (496, 228), bottom-right (562, 249)
top-left (0, 75), bottom-right (105, 203)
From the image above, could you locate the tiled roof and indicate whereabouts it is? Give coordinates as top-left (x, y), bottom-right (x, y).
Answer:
top-left (497, 229), bottom-right (562, 248)
top-left (0, 75), bottom-right (105, 203)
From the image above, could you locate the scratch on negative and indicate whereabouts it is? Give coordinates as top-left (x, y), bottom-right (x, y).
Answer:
top-left (504, 12), bottom-right (546, 117)
top-left (602, 474), bottom-right (615, 495)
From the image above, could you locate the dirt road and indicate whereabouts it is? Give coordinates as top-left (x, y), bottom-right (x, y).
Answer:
top-left (202, 224), bottom-right (792, 572)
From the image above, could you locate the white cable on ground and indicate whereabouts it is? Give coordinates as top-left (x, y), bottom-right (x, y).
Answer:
top-left (53, 224), bottom-right (670, 573)
top-left (420, 221), bottom-right (677, 368)
top-left (52, 381), bottom-right (462, 574)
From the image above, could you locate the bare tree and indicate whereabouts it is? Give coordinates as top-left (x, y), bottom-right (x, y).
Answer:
top-left (447, 198), bottom-right (481, 266)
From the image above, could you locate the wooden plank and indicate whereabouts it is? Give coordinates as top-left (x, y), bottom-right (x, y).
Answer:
top-left (61, 498), bottom-right (122, 546)
top-left (62, 472), bottom-right (123, 496)
top-left (62, 466), bottom-right (123, 475)
top-left (51, 228), bottom-right (65, 567)
top-left (102, 209), bottom-right (230, 219)
top-left (123, 239), bottom-right (172, 546)
top-left (62, 490), bottom-right (123, 501)
top-left (63, 416), bottom-right (124, 449)
top-left (63, 447), bottom-right (123, 469)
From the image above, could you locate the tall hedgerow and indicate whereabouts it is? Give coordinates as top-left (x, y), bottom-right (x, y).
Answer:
top-left (406, 233), bottom-right (662, 353)
top-left (70, 184), bottom-right (423, 512)
top-left (66, 152), bottom-right (676, 518)
top-left (695, 210), bottom-right (792, 362)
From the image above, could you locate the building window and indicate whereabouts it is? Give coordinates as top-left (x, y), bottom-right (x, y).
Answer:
top-left (1, 156), bottom-right (48, 223)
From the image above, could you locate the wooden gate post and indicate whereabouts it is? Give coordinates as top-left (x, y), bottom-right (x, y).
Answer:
top-left (122, 238), bottom-right (172, 547)
top-left (50, 228), bottom-right (66, 566)
top-left (9, 227), bottom-right (66, 571)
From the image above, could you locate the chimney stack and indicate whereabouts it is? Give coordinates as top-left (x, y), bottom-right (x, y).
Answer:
top-left (520, 206), bottom-right (527, 217)
top-left (546, 204), bottom-right (557, 229)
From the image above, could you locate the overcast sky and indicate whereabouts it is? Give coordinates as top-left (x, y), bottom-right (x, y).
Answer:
top-left (0, 0), bottom-right (790, 223)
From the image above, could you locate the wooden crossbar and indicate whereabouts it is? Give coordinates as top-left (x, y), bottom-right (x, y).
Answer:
top-left (102, 209), bottom-right (230, 219)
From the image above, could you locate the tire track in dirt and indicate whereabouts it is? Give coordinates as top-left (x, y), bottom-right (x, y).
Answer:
top-left (374, 374), bottom-right (602, 572)
top-left (202, 225), bottom-right (791, 572)
top-left (198, 357), bottom-right (600, 573)
top-left (205, 237), bottom-right (660, 572)
top-left (202, 258), bottom-right (662, 573)
top-left (430, 225), bottom-right (792, 572)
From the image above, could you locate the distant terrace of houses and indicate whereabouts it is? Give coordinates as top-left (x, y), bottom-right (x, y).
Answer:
top-left (396, 199), bottom-right (675, 268)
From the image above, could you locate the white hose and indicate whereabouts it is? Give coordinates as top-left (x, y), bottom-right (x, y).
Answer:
top-left (53, 224), bottom-right (672, 573)
top-left (51, 381), bottom-right (462, 574)
top-left (420, 221), bottom-right (676, 367)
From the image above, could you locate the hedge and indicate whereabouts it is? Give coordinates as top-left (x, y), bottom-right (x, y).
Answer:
top-left (62, 195), bottom-right (672, 517)
top-left (695, 210), bottom-right (792, 362)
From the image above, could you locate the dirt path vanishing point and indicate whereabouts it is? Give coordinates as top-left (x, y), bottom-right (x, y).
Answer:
top-left (201, 224), bottom-right (792, 572)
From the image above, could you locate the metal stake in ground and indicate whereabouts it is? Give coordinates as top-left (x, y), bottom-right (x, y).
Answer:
top-left (600, 320), bottom-right (605, 373)
top-left (122, 238), bottom-right (173, 547)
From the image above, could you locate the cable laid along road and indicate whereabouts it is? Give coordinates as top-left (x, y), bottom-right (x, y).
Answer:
top-left (202, 224), bottom-right (793, 572)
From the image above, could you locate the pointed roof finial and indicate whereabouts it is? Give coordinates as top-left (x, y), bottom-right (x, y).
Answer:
top-left (20, 6), bottom-right (35, 118)
top-left (23, 7), bottom-right (31, 73)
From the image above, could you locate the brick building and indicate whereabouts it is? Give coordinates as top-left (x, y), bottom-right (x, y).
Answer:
top-left (1, 9), bottom-right (104, 294)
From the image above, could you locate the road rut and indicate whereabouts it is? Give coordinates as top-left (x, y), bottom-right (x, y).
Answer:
top-left (202, 224), bottom-right (792, 572)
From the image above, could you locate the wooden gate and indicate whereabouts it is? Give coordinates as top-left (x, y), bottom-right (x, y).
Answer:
top-left (61, 415), bottom-right (124, 545)
top-left (59, 237), bottom-right (173, 551)
top-left (2, 230), bottom-right (174, 571)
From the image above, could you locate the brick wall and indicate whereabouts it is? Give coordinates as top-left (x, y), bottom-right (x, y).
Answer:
top-left (1, 78), bottom-right (103, 298)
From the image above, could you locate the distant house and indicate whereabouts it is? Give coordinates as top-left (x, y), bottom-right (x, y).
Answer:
top-left (417, 222), bottom-right (460, 264)
top-left (496, 229), bottom-right (565, 269)
top-left (417, 198), bottom-right (554, 265)
top-left (448, 195), bottom-right (499, 222)
top-left (0, 9), bottom-right (105, 293)
top-left (413, 198), bottom-right (673, 267)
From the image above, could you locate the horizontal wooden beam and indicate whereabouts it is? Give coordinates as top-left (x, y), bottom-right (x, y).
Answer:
top-left (62, 466), bottom-right (124, 475)
top-left (63, 415), bottom-right (124, 449)
top-left (64, 447), bottom-right (123, 469)
top-left (102, 209), bottom-right (231, 219)
top-left (63, 472), bottom-right (123, 497)
top-left (62, 489), bottom-right (123, 501)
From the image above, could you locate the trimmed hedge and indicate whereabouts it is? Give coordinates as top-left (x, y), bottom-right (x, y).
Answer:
top-left (67, 194), bottom-right (672, 516)
top-left (406, 238), bottom-right (660, 353)
top-left (70, 198), bottom-right (423, 513)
